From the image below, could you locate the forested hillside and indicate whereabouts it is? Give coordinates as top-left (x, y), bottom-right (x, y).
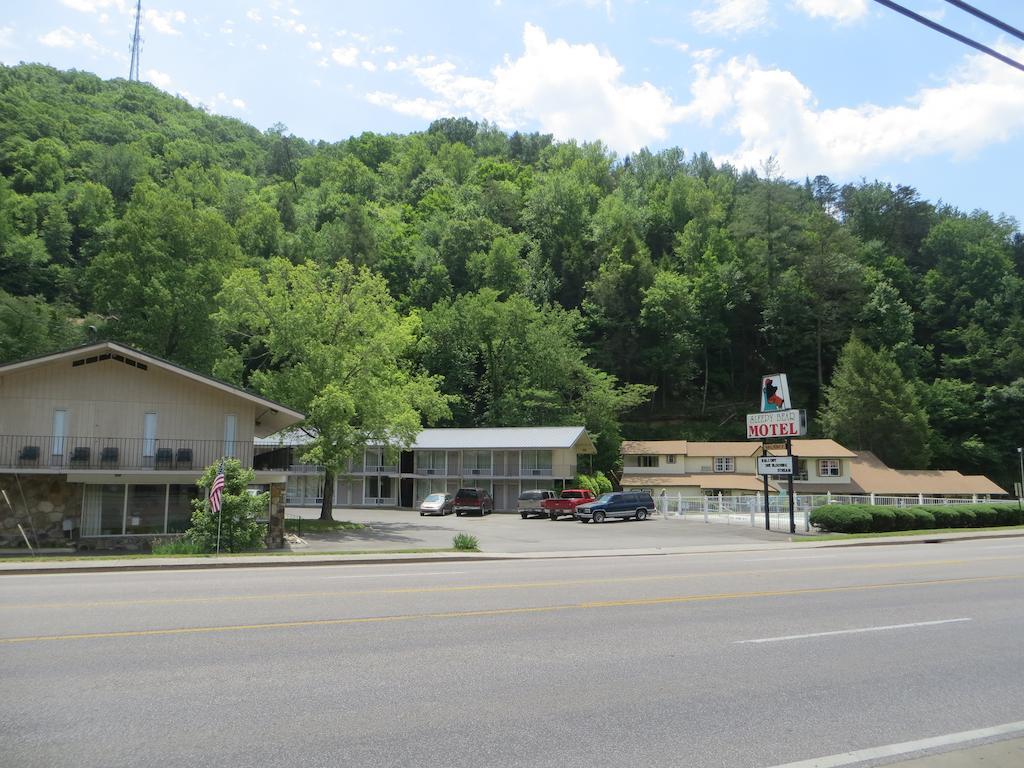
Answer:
top-left (2, 64), bottom-right (1022, 487)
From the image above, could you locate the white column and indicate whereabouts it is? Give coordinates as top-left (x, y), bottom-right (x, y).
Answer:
top-left (676, 492), bottom-right (682, 518)
top-left (702, 494), bottom-right (709, 523)
top-left (919, 492), bottom-right (924, 505)
top-left (870, 492), bottom-right (876, 506)
top-left (750, 494), bottom-right (757, 527)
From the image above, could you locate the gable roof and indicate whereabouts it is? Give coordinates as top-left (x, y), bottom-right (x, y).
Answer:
top-left (621, 439), bottom-right (852, 458)
top-left (620, 473), bottom-right (779, 492)
top-left (849, 451), bottom-right (1007, 495)
top-left (0, 341), bottom-right (305, 437)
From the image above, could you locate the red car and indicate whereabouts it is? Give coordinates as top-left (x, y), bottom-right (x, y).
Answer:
top-left (453, 488), bottom-right (493, 516)
top-left (541, 489), bottom-right (596, 520)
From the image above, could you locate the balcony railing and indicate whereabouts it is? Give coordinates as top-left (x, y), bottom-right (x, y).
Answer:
top-left (0, 435), bottom-right (253, 472)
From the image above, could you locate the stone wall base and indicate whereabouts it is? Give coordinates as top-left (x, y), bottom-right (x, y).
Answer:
top-left (0, 474), bottom-right (82, 547)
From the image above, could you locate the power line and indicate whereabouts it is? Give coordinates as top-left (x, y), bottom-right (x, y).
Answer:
top-left (871, 0), bottom-right (1024, 74)
top-left (128, 0), bottom-right (142, 82)
top-left (943, 0), bottom-right (1024, 43)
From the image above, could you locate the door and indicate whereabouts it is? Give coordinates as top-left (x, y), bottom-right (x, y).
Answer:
top-left (400, 478), bottom-right (414, 508)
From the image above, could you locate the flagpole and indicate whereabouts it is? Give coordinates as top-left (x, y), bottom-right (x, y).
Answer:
top-left (214, 459), bottom-right (225, 554)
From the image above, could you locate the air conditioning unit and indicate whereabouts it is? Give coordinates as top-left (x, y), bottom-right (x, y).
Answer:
top-left (425, 468), bottom-right (438, 475)
top-left (700, 465), bottom-right (712, 472)
top-left (374, 498), bottom-right (386, 505)
top-left (471, 469), bottom-right (482, 475)
top-left (531, 469), bottom-right (542, 475)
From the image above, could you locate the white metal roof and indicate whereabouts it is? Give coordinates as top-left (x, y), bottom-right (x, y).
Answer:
top-left (255, 426), bottom-right (596, 453)
top-left (413, 427), bottom-right (595, 452)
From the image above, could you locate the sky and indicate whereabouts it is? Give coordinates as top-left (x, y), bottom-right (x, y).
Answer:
top-left (3, 0), bottom-right (1024, 223)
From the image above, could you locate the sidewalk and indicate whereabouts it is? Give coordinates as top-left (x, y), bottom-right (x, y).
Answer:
top-left (1, 528), bottom-right (1021, 574)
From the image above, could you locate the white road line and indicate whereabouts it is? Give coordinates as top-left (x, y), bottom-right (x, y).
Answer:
top-left (764, 719), bottom-right (1024, 768)
top-left (735, 618), bottom-right (972, 644)
top-left (744, 555), bottom-right (827, 562)
top-left (324, 571), bottom-right (466, 579)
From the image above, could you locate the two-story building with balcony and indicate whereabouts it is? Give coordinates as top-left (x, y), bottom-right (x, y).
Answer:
top-left (0, 342), bottom-right (304, 547)
top-left (256, 426), bottom-right (596, 512)
top-left (619, 439), bottom-right (857, 496)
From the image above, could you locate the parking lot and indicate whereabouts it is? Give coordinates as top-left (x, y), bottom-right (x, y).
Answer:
top-left (286, 507), bottom-right (796, 553)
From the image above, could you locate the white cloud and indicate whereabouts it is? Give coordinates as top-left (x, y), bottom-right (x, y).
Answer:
top-left (691, 0), bottom-right (772, 35)
top-left (308, 40), bottom-right (322, 51)
top-left (682, 46), bottom-right (1024, 176)
top-left (145, 9), bottom-right (187, 36)
top-left (372, 24), bottom-right (685, 154)
top-left (0, 26), bottom-right (14, 48)
top-left (791, 0), bottom-right (868, 24)
top-left (366, 91), bottom-right (449, 121)
top-left (331, 46), bottom-right (359, 66)
top-left (273, 17), bottom-right (307, 34)
top-left (146, 68), bottom-right (172, 88)
top-left (650, 37), bottom-right (690, 54)
top-left (231, 97), bottom-right (246, 109)
top-left (361, 60), bottom-right (377, 72)
top-left (246, 9), bottom-right (263, 22)
top-left (39, 26), bottom-right (103, 51)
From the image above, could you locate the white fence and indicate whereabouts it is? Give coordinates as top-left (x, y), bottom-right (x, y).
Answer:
top-left (656, 492), bottom-right (993, 532)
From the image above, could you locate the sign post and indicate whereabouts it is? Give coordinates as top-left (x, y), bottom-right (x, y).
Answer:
top-left (748, 374), bottom-right (805, 532)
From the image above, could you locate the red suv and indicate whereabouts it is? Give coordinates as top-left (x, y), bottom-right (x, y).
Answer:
top-left (453, 488), bottom-right (494, 516)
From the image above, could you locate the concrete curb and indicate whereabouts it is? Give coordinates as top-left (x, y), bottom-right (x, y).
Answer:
top-left (1, 528), bottom-right (1022, 574)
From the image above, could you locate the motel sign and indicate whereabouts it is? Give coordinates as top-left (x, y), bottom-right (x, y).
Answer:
top-left (746, 409), bottom-right (807, 439)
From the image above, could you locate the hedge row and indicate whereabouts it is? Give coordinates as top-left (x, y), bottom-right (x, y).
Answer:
top-left (809, 503), bottom-right (1023, 533)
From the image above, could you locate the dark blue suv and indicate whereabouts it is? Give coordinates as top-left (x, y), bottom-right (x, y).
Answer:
top-left (575, 492), bottom-right (655, 523)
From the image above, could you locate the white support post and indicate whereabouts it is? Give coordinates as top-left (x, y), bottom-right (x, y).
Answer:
top-left (972, 494), bottom-right (977, 503)
top-left (870, 492), bottom-right (876, 506)
top-left (827, 490), bottom-right (832, 505)
top-left (751, 493), bottom-right (758, 527)
top-left (676, 492), bottom-right (682, 519)
top-left (702, 494), bottom-right (709, 523)
top-left (919, 493), bottom-right (924, 505)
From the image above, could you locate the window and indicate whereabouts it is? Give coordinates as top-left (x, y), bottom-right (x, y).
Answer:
top-left (365, 475), bottom-right (393, 500)
top-left (52, 409), bottom-right (67, 457)
top-left (638, 455), bottom-right (659, 468)
top-left (666, 455), bottom-right (676, 464)
top-left (818, 459), bottom-right (841, 477)
top-left (224, 414), bottom-right (237, 458)
top-left (464, 450), bottom-right (492, 474)
top-left (521, 450), bottom-right (552, 475)
top-left (143, 412), bottom-right (157, 458)
top-left (713, 457), bottom-right (735, 473)
top-left (795, 459), bottom-right (809, 481)
top-left (364, 447), bottom-right (397, 472)
top-left (416, 450), bottom-right (446, 474)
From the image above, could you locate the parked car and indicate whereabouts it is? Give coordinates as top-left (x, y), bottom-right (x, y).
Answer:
top-left (454, 488), bottom-right (493, 516)
top-left (575, 491), bottom-right (655, 523)
top-left (419, 493), bottom-right (454, 516)
top-left (517, 489), bottom-right (557, 519)
top-left (542, 488), bottom-right (596, 520)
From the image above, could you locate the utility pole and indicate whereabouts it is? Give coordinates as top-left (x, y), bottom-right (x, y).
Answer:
top-left (128, 0), bottom-right (143, 82)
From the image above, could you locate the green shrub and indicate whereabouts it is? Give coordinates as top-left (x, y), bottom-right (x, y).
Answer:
top-left (869, 506), bottom-right (896, 532)
top-left (892, 507), bottom-right (918, 531)
top-left (574, 474), bottom-right (599, 496)
top-left (995, 505), bottom-right (1023, 525)
top-left (593, 471), bottom-right (613, 495)
top-left (930, 507), bottom-right (961, 528)
top-left (453, 532), bottom-right (479, 551)
top-left (810, 505), bottom-right (874, 533)
top-left (909, 508), bottom-right (936, 529)
top-left (956, 508), bottom-right (977, 528)
top-left (185, 459), bottom-right (268, 553)
top-left (971, 507), bottom-right (998, 527)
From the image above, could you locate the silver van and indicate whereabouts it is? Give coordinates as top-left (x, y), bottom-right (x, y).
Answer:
top-left (517, 489), bottom-right (556, 519)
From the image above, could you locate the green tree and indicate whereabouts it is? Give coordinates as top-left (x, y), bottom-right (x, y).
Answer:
top-left (819, 336), bottom-right (931, 468)
top-left (216, 258), bottom-right (451, 520)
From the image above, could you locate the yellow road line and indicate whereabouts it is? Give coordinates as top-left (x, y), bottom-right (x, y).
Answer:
top-left (3, 555), bottom-right (1021, 612)
top-left (2, 573), bottom-right (1016, 645)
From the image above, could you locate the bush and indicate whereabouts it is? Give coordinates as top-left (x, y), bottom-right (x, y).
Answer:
top-left (810, 505), bottom-right (874, 533)
top-left (593, 471), bottom-right (613, 495)
top-left (995, 505), bottom-right (1022, 525)
top-left (956, 508), bottom-right (977, 528)
top-left (453, 532), bottom-right (479, 551)
top-left (930, 507), bottom-right (961, 528)
top-left (892, 507), bottom-right (918, 530)
top-left (971, 507), bottom-right (998, 527)
top-left (869, 506), bottom-right (896, 532)
top-left (908, 508), bottom-right (936, 529)
top-left (574, 474), bottom-right (599, 496)
top-left (150, 537), bottom-right (207, 555)
top-left (184, 459), bottom-right (268, 553)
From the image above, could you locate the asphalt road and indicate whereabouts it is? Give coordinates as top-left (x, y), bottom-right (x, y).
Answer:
top-left (3, 539), bottom-right (1024, 768)
top-left (288, 506), bottom-right (795, 552)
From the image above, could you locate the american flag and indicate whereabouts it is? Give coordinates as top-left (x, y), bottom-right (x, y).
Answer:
top-left (210, 461), bottom-right (225, 515)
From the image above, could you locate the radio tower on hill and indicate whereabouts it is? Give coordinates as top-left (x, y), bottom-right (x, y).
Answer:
top-left (128, 0), bottom-right (143, 81)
